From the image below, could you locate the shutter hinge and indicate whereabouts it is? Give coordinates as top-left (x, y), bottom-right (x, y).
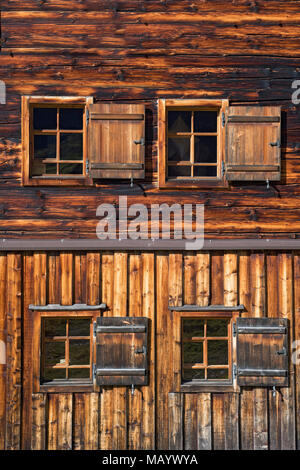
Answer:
top-left (93, 364), bottom-right (97, 379)
top-left (86, 159), bottom-right (90, 174)
top-left (233, 363), bottom-right (237, 379)
top-left (233, 322), bottom-right (236, 337)
top-left (222, 112), bottom-right (226, 127)
top-left (134, 138), bottom-right (145, 146)
top-left (221, 161), bottom-right (226, 177)
top-left (93, 321), bottom-right (97, 337)
top-left (86, 108), bottom-right (90, 126)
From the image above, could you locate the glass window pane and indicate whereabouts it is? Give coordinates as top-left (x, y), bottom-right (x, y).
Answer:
top-left (44, 318), bottom-right (66, 337)
top-left (182, 319), bottom-right (204, 339)
top-left (168, 111), bottom-right (191, 133)
top-left (60, 108), bottom-right (83, 130)
top-left (194, 166), bottom-right (217, 177)
top-left (34, 135), bottom-right (56, 159)
top-left (43, 368), bottom-right (66, 381)
top-left (206, 319), bottom-right (229, 337)
top-left (183, 342), bottom-right (203, 364)
top-left (33, 107), bottom-right (57, 130)
top-left (207, 369), bottom-right (228, 380)
top-left (69, 340), bottom-right (90, 365)
top-left (69, 319), bottom-right (90, 337)
top-left (168, 166), bottom-right (191, 178)
top-left (60, 134), bottom-right (83, 161)
top-left (44, 341), bottom-right (65, 366)
top-left (168, 137), bottom-right (190, 162)
top-left (59, 163), bottom-right (83, 175)
top-left (69, 368), bottom-right (90, 379)
top-left (182, 369), bottom-right (205, 380)
top-left (45, 163), bottom-right (57, 175)
top-left (194, 111), bottom-right (217, 132)
top-left (195, 136), bottom-right (217, 163)
top-left (207, 340), bottom-right (228, 365)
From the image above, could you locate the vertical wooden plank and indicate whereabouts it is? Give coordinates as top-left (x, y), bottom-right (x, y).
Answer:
top-left (294, 253), bottom-right (300, 450)
top-left (73, 393), bottom-right (99, 450)
top-left (210, 252), bottom-right (224, 305)
top-left (86, 252), bottom-right (100, 306)
top-left (168, 393), bottom-right (183, 450)
top-left (184, 252), bottom-right (196, 304)
top-left (48, 253), bottom-right (60, 304)
top-left (169, 253), bottom-right (183, 393)
top-left (156, 253), bottom-right (169, 450)
top-left (184, 394), bottom-right (197, 450)
top-left (196, 252), bottom-right (210, 306)
top-left (112, 252), bottom-right (127, 449)
top-left (60, 253), bottom-right (73, 305)
top-left (212, 394), bottom-right (225, 450)
top-left (74, 253), bottom-right (87, 304)
top-left (251, 253), bottom-right (268, 451)
top-left (21, 253), bottom-right (34, 450)
top-left (276, 253), bottom-right (295, 449)
top-left (141, 253), bottom-right (155, 450)
top-left (5, 254), bottom-right (22, 450)
top-left (224, 393), bottom-right (239, 450)
top-left (197, 393), bottom-right (212, 450)
top-left (224, 252), bottom-right (238, 307)
top-left (48, 394), bottom-right (73, 450)
top-left (239, 252), bottom-right (254, 450)
top-left (0, 255), bottom-right (7, 450)
top-left (128, 254), bottom-right (143, 450)
top-left (100, 253), bottom-right (114, 450)
top-left (31, 393), bottom-right (46, 450)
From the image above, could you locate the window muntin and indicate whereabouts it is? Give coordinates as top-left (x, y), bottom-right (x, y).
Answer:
top-left (31, 105), bottom-right (85, 178)
top-left (41, 317), bottom-right (93, 384)
top-left (181, 317), bottom-right (232, 384)
top-left (167, 107), bottom-right (219, 180)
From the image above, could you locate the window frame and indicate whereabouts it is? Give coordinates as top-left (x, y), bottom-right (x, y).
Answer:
top-left (158, 99), bottom-right (229, 189)
top-left (22, 96), bottom-right (93, 186)
top-left (32, 309), bottom-right (98, 393)
top-left (172, 310), bottom-right (240, 393)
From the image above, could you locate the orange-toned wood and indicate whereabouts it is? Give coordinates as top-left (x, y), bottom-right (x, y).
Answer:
top-left (48, 393), bottom-right (73, 450)
top-left (60, 253), bottom-right (73, 305)
top-left (31, 393), bottom-right (47, 450)
top-left (73, 393), bottom-right (99, 450)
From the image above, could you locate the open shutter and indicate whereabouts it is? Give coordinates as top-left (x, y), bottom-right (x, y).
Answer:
top-left (225, 106), bottom-right (281, 181)
top-left (88, 103), bottom-right (145, 179)
top-left (236, 318), bottom-right (288, 387)
top-left (95, 317), bottom-right (149, 386)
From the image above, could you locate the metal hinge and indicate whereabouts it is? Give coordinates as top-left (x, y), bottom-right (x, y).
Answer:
top-left (86, 159), bottom-right (90, 174)
top-left (134, 138), bottom-right (145, 146)
top-left (233, 363), bottom-right (237, 379)
top-left (222, 112), bottom-right (226, 127)
top-left (93, 321), bottom-right (97, 337)
top-left (86, 108), bottom-right (90, 126)
top-left (269, 139), bottom-right (280, 147)
top-left (93, 364), bottom-right (97, 379)
top-left (233, 322), bottom-right (236, 337)
top-left (221, 161), bottom-right (226, 177)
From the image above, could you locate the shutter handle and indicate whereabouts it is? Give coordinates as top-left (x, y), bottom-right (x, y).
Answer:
top-left (135, 346), bottom-right (146, 355)
top-left (134, 138), bottom-right (145, 146)
top-left (269, 140), bottom-right (280, 147)
top-left (276, 347), bottom-right (287, 355)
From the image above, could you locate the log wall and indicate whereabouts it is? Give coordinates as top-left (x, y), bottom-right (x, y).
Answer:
top-left (0, 250), bottom-right (299, 450)
top-left (1, 1), bottom-right (300, 237)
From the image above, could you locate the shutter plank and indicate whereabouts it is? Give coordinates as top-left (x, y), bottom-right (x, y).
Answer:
top-left (226, 106), bottom-right (281, 181)
top-left (88, 103), bottom-right (145, 179)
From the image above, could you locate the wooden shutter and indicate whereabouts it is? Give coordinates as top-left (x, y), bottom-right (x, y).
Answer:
top-left (225, 106), bottom-right (281, 181)
top-left (95, 317), bottom-right (149, 386)
top-left (236, 318), bottom-right (288, 387)
top-left (88, 103), bottom-right (145, 179)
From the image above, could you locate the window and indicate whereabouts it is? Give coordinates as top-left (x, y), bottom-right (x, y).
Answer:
top-left (173, 310), bottom-right (239, 392)
top-left (32, 309), bottom-right (98, 392)
top-left (159, 99), bottom-right (228, 188)
top-left (158, 99), bottom-right (282, 188)
top-left (22, 96), bottom-right (93, 185)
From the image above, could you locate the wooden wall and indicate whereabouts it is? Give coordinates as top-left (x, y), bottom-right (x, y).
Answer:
top-left (0, 249), bottom-right (299, 450)
top-left (1, 1), bottom-right (300, 237)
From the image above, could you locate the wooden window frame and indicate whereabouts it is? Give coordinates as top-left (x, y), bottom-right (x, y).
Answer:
top-left (158, 99), bottom-right (229, 189)
top-left (22, 96), bottom-right (93, 186)
top-left (172, 310), bottom-right (240, 393)
top-left (32, 310), bottom-right (98, 393)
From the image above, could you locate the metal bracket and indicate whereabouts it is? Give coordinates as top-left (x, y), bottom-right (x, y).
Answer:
top-left (276, 346), bottom-right (287, 356)
top-left (222, 112), bottom-right (226, 127)
top-left (131, 384), bottom-right (135, 396)
top-left (269, 140), bottom-right (280, 147)
top-left (232, 322), bottom-right (236, 337)
top-left (134, 138), bottom-right (145, 146)
top-left (266, 179), bottom-right (270, 189)
top-left (221, 161), bottom-right (226, 177)
top-left (86, 108), bottom-right (90, 126)
top-left (135, 346), bottom-right (147, 355)
top-left (233, 363), bottom-right (237, 379)
top-left (86, 159), bottom-right (90, 174)
top-left (93, 321), bottom-right (97, 338)
top-left (272, 385), bottom-right (276, 398)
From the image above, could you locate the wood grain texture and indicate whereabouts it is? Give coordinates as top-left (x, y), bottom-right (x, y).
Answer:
top-left (168, 392), bottom-right (183, 450)
top-left (48, 393), bottom-right (73, 450)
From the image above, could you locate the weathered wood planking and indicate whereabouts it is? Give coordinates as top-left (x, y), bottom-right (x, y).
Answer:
top-left (0, 249), bottom-right (300, 450)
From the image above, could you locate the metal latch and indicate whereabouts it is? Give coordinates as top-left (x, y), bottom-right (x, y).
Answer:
top-left (276, 347), bottom-right (287, 356)
top-left (135, 346), bottom-right (146, 355)
top-left (134, 138), bottom-right (145, 146)
top-left (269, 140), bottom-right (280, 147)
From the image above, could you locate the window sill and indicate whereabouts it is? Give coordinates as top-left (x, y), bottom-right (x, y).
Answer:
top-left (23, 176), bottom-right (91, 186)
top-left (159, 178), bottom-right (229, 190)
top-left (180, 380), bottom-right (238, 393)
top-left (39, 380), bottom-right (94, 393)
